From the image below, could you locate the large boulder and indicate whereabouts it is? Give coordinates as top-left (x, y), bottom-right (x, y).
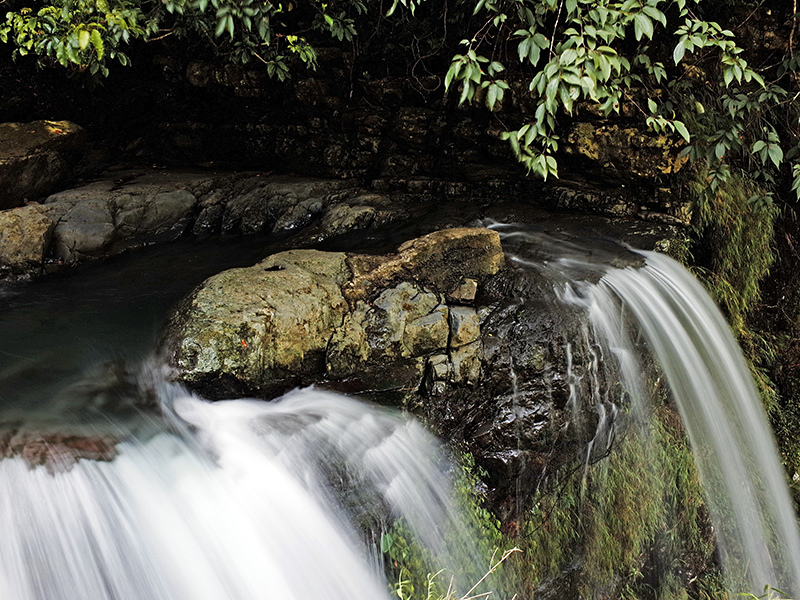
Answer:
top-left (0, 120), bottom-right (85, 209)
top-left (161, 227), bottom-right (505, 397)
top-left (45, 181), bottom-right (199, 261)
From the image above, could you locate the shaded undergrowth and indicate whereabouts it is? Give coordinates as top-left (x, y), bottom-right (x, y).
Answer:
top-left (383, 407), bottom-right (724, 600)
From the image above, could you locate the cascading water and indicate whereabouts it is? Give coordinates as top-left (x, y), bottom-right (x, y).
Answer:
top-left (0, 377), bottom-right (480, 600)
top-left (497, 224), bottom-right (800, 598)
top-left (0, 237), bottom-right (487, 600)
top-left (582, 252), bottom-right (800, 596)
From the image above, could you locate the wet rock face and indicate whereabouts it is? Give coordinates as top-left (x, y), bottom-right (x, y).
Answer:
top-left (0, 120), bottom-right (85, 209)
top-left (417, 263), bottom-right (611, 518)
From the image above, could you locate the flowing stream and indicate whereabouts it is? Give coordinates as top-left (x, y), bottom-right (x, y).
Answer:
top-left (1, 226), bottom-right (799, 598)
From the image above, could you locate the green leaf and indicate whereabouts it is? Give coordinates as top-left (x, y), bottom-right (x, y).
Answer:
top-left (560, 48), bottom-right (577, 65)
top-left (444, 59), bottom-right (462, 90)
top-left (634, 14), bottom-right (653, 41)
top-left (459, 80), bottom-right (473, 105)
top-left (673, 120), bottom-right (690, 143)
top-left (642, 5), bottom-right (666, 26)
top-left (78, 29), bottom-right (90, 50)
top-left (214, 16), bottom-right (227, 36)
top-left (517, 38), bottom-right (530, 63)
top-left (90, 29), bottom-right (104, 60)
top-left (545, 76), bottom-right (559, 102)
top-left (768, 144), bottom-right (783, 168)
top-left (723, 67), bottom-right (734, 87)
top-left (673, 39), bottom-right (686, 64)
top-left (487, 83), bottom-right (501, 110)
top-left (527, 42), bottom-right (541, 66)
top-left (596, 55), bottom-right (611, 80)
top-left (647, 98), bottom-right (657, 113)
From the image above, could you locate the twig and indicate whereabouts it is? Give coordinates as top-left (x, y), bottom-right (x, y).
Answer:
top-left (148, 31), bottom-right (174, 42)
top-left (549, 0), bottom-right (564, 57)
top-left (459, 547), bottom-right (521, 600)
top-left (734, 0), bottom-right (769, 31)
top-left (251, 52), bottom-right (271, 66)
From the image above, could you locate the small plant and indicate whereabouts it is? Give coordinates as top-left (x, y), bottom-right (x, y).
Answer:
top-left (381, 451), bottom-right (516, 600)
top-left (738, 585), bottom-right (793, 600)
top-left (390, 547), bottom-right (521, 600)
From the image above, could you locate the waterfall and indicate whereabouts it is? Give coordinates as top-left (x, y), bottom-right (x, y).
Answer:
top-left (498, 225), bottom-right (800, 597)
top-left (582, 252), bottom-right (800, 596)
top-left (3, 224), bottom-right (800, 599)
top-left (0, 382), bottom-right (478, 600)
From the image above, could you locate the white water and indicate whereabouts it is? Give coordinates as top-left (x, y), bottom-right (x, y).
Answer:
top-left (0, 384), bottom-right (472, 600)
top-left (565, 250), bottom-right (800, 596)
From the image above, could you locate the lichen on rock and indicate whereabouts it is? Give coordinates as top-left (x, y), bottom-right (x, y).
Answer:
top-left (563, 122), bottom-right (689, 181)
top-left (163, 249), bottom-right (349, 396)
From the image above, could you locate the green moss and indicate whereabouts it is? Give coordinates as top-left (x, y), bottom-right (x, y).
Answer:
top-left (381, 409), bottom-right (728, 600)
top-left (655, 232), bottom-right (693, 267)
top-left (682, 166), bottom-right (800, 492)
top-left (686, 167), bottom-right (793, 473)
top-left (689, 168), bottom-right (777, 335)
top-left (519, 407), bottom-right (719, 600)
